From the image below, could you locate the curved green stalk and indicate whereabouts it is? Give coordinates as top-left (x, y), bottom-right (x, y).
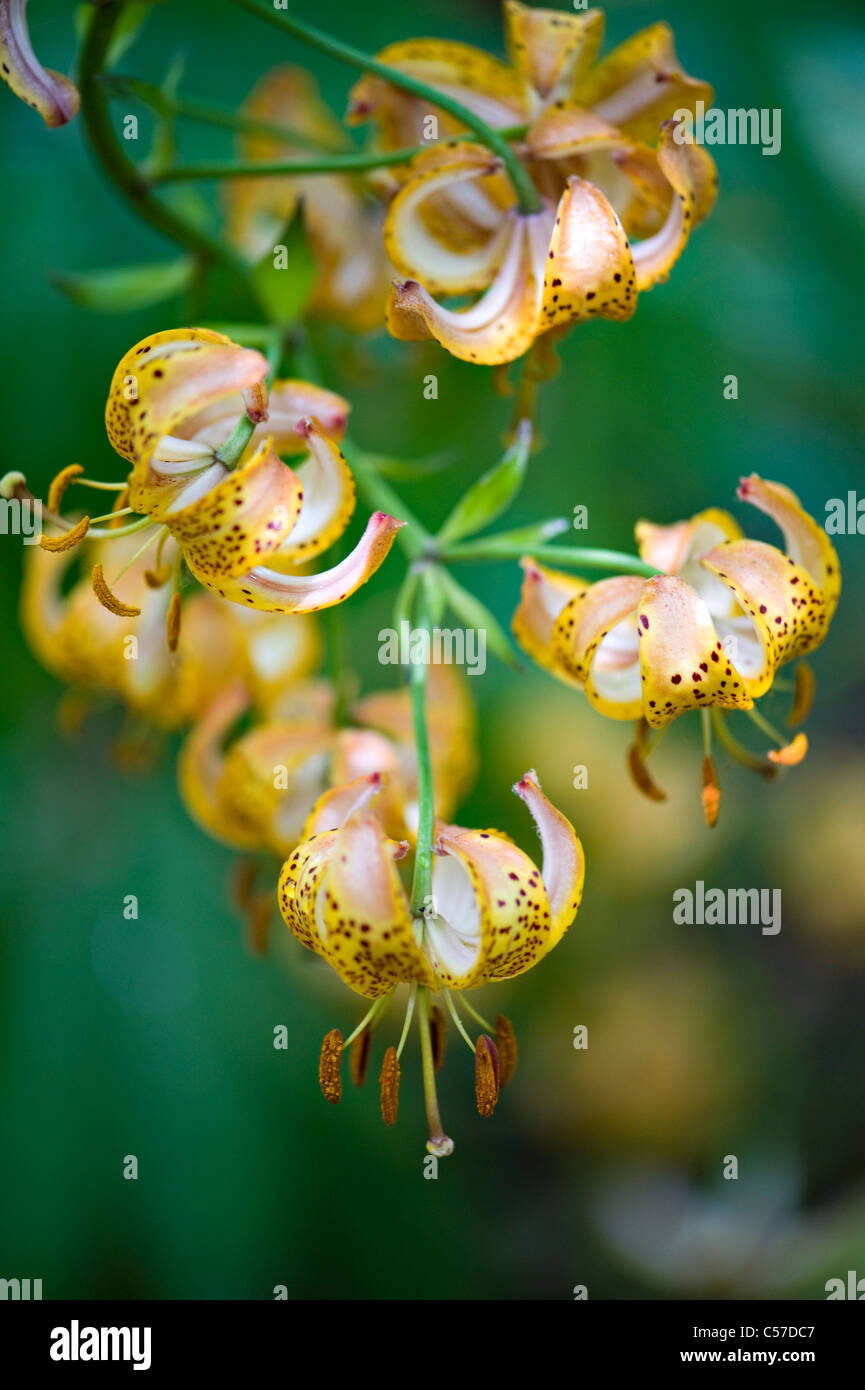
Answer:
top-left (228, 0), bottom-right (542, 214)
top-left (79, 4), bottom-right (251, 285)
top-left (440, 538), bottom-right (659, 577)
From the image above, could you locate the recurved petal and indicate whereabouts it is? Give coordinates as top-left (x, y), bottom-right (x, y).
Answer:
top-left (631, 120), bottom-right (718, 292)
top-left (177, 685), bottom-right (265, 850)
top-left (539, 176), bottom-right (637, 330)
top-left (504, 1), bottom-right (605, 103)
top-left (701, 538), bottom-right (832, 694)
top-left (264, 419), bottom-right (356, 566)
top-left (221, 724), bottom-right (334, 856)
top-left (0, 0), bottom-right (79, 127)
top-left (512, 770), bottom-right (584, 947)
top-left (737, 474), bottom-right (841, 620)
top-left (164, 439), bottom-right (303, 580)
top-left (185, 511), bottom-right (403, 613)
top-left (511, 558), bottom-right (588, 684)
top-left (635, 506), bottom-right (742, 617)
top-left (636, 575), bottom-right (753, 727)
top-left (578, 20), bottom-right (714, 142)
top-left (347, 39), bottom-right (528, 140)
top-left (388, 212), bottom-right (547, 366)
top-left (551, 575), bottom-right (644, 718)
top-left (105, 328), bottom-right (270, 511)
top-left (317, 811), bottom-right (432, 997)
top-left (431, 823), bottom-right (551, 985)
top-left (526, 102), bottom-right (631, 161)
top-left (384, 146), bottom-right (512, 295)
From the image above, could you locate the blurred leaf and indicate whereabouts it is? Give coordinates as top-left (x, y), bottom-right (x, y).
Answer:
top-left (76, 4), bottom-right (156, 65)
top-left (252, 208), bottom-right (317, 324)
top-left (436, 566), bottom-right (520, 669)
top-left (51, 257), bottom-right (193, 313)
top-left (437, 419), bottom-right (531, 545)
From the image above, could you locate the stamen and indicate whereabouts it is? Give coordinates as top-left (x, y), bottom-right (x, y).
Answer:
top-left (91, 562), bottom-right (141, 617)
top-left (495, 1015), bottom-right (518, 1087)
top-left (443, 988), bottom-right (477, 1054)
top-left (626, 735), bottom-right (666, 801)
top-left (475, 1034), bottom-right (500, 1118)
top-left (711, 709), bottom-right (777, 778)
top-left (166, 592), bottom-right (182, 653)
top-left (699, 710), bottom-right (720, 827)
top-left (459, 994), bottom-right (495, 1035)
top-left (429, 1003), bottom-right (447, 1073)
top-left (379, 1046), bottom-right (400, 1126)
top-left (788, 662), bottom-right (816, 727)
top-left (395, 983), bottom-right (417, 1060)
top-left (88, 506), bottom-right (134, 525)
top-left (701, 756), bottom-right (720, 829)
top-left (344, 989), bottom-right (393, 1048)
top-left (350, 1027), bottom-right (372, 1088)
top-left (768, 732), bottom-right (808, 766)
top-left (318, 1028), bottom-right (343, 1105)
top-left (108, 525), bottom-right (163, 587)
top-left (39, 515), bottom-right (90, 552)
top-left (109, 488), bottom-right (131, 527)
top-left (747, 705), bottom-right (807, 766)
top-left (47, 463), bottom-right (84, 513)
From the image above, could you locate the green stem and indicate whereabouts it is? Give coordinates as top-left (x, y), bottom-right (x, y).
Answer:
top-left (409, 595), bottom-right (435, 917)
top-left (100, 73), bottom-right (350, 152)
top-left (154, 125), bottom-right (530, 183)
top-left (440, 539), bottom-right (659, 577)
top-left (228, 0), bottom-right (542, 214)
top-left (78, 4), bottom-right (250, 285)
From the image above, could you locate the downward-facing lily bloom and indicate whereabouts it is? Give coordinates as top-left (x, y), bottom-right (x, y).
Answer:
top-left (224, 67), bottom-right (393, 332)
top-left (98, 328), bottom-right (402, 612)
top-left (278, 769), bottom-right (584, 1154)
top-left (179, 664), bottom-right (476, 858)
top-left (349, 2), bottom-right (716, 363)
top-left (0, 0), bottom-right (79, 127)
top-left (513, 476), bottom-right (841, 821)
top-left (21, 528), bottom-right (320, 732)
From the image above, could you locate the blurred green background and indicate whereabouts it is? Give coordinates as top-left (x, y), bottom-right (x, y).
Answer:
top-left (1, 0), bottom-right (864, 1299)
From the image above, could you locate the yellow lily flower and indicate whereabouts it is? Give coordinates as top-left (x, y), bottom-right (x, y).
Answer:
top-left (178, 664), bottom-right (477, 858)
top-left (224, 66), bottom-right (393, 332)
top-left (21, 527), bottom-right (320, 731)
top-left (37, 328), bottom-right (401, 620)
top-left (350, 3), bottom-right (716, 363)
top-left (513, 476), bottom-right (840, 813)
top-left (278, 769), bottom-right (583, 1152)
top-left (0, 0), bottom-right (78, 127)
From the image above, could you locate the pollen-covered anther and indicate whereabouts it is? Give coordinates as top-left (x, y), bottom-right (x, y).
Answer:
top-left (319, 1028), bottom-right (343, 1105)
top-left (144, 567), bottom-right (170, 589)
top-left (350, 1027), bottom-right (372, 1088)
top-left (39, 515), bottom-right (90, 553)
top-left (166, 592), bottom-right (182, 653)
top-left (788, 662), bottom-right (816, 727)
top-left (475, 1034), bottom-right (500, 1118)
top-left (47, 463), bottom-right (84, 514)
top-left (379, 1045), bottom-right (400, 1126)
top-left (495, 1015), bottom-right (518, 1087)
top-left (701, 754), bottom-right (720, 829)
top-left (430, 1004), bottom-right (447, 1073)
top-left (626, 734), bottom-right (666, 802)
top-left (91, 562), bottom-right (141, 617)
top-left (768, 732), bottom-right (808, 767)
top-left (242, 380), bottom-right (269, 424)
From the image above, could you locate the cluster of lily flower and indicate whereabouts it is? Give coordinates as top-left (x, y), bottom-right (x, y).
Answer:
top-left (0, 1), bottom-right (841, 1154)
